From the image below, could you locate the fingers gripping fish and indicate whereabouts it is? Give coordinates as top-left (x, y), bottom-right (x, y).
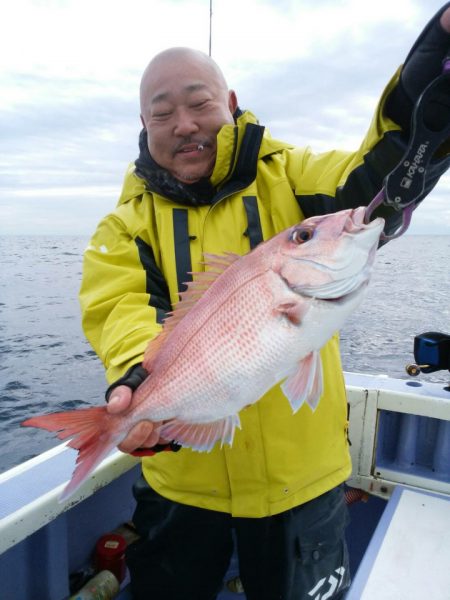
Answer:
top-left (22, 207), bottom-right (384, 500)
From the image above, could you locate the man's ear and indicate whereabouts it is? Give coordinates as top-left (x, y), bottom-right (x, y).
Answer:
top-left (228, 90), bottom-right (238, 114)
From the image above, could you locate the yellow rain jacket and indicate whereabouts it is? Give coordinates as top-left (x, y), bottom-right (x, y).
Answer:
top-left (80, 71), bottom-right (433, 517)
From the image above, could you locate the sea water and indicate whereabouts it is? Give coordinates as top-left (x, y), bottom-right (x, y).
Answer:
top-left (0, 234), bottom-right (449, 473)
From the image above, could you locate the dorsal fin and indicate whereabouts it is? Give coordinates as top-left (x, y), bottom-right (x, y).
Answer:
top-left (143, 252), bottom-right (240, 371)
top-left (142, 333), bottom-right (166, 371)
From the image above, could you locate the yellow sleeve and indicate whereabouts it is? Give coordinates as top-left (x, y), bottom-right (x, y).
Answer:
top-left (79, 208), bottom-right (170, 383)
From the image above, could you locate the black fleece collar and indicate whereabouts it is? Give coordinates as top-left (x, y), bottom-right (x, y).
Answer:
top-left (134, 129), bottom-right (216, 206)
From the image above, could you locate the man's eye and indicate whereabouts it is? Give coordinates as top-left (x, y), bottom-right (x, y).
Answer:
top-left (153, 111), bottom-right (172, 119)
top-left (192, 100), bottom-right (209, 109)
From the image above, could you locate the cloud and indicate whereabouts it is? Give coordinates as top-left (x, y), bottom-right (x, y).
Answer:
top-left (1, 0), bottom-right (449, 235)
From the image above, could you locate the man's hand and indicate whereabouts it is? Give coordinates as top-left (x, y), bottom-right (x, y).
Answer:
top-left (107, 385), bottom-right (162, 454)
top-left (387, 4), bottom-right (450, 130)
top-left (442, 6), bottom-right (450, 33)
top-left (401, 5), bottom-right (450, 99)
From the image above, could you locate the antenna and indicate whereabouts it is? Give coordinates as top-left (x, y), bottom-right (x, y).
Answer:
top-left (209, 0), bottom-right (213, 56)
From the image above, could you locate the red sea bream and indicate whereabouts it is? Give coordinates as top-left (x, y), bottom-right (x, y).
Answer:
top-left (23, 207), bottom-right (384, 500)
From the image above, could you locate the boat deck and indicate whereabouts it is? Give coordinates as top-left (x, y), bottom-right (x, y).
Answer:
top-left (0, 373), bottom-right (448, 599)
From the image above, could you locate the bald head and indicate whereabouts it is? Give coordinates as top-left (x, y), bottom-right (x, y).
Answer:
top-left (139, 47), bottom-right (238, 184)
top-left (140, 48), bottom-right (229, 115)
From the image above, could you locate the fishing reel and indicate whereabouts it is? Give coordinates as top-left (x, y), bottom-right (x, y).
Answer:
top-left (405, 332), bottom-right (450, 384)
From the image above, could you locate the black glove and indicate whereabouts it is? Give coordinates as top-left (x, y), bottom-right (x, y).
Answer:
top-left (130, 441), bottom-right (181, 457)
top-left (105, 364), bottom-right (181, 456)
top-left (386, 3), bottom-right (450, 133)
top-left (105, 363), bottom-right (149, 402)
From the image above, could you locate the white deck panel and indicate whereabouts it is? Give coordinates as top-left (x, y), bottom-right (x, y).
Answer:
top-left (348, 487), bottom-right (450, 599)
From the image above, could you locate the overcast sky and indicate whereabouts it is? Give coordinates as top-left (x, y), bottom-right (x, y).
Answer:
top-left (1, 0), bottom-right (450, 235)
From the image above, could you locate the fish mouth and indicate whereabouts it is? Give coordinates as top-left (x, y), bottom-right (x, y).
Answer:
top-left (345, 206), bottom-right (385, 235)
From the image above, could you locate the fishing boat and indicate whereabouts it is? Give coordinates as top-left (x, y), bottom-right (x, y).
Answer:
top-left (3, 0), bottom-right (450, 595)
top-left (0, 332), bottom-right (449, 599)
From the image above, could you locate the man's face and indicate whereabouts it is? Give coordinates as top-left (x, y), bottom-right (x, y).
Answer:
top-left (140, 57), bottom-right (237, 184)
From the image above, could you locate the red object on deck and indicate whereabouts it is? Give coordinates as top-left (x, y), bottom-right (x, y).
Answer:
top-left (95, 533), bottom-right (127, 583)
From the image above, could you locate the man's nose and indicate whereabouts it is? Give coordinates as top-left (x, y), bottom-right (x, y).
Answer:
top-left (173, 108), bottom-right (200, 136)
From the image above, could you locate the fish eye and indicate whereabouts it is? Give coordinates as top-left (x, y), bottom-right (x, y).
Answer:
top-left (291, 227), bottom-right (314, 244)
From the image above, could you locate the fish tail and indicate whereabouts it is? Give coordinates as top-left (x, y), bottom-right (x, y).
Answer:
top-left (22, 406), bottom-right (119, 501)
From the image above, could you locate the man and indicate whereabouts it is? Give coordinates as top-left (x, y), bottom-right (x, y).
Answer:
top-left (80, 5), bottom-right (450, 599)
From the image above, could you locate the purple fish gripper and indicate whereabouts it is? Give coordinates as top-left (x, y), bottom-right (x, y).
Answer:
top-left (364, 56), bottom-right (450, 241)
top-left (364, 189), bottom-right (415, 242)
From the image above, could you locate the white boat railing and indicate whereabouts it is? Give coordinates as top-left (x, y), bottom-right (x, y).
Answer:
top-left (0, 443), bottom-right (139, 555)
top-left (345, 372), bottom-right (450, 499)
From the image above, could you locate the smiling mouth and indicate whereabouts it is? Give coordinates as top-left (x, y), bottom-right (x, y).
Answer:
top-left (177, 143), bottom-right (207, 155)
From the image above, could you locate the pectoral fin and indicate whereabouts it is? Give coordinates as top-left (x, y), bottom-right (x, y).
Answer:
top-left (273, 299), bottom-right (309, 326)
top-left (158, 414), bottom-right (241, 452)
top-left (281, 350), bottom-right (323, 413)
